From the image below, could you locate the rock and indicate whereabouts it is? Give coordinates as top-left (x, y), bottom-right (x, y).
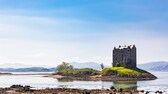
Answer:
top-left (9, 85), bottom-right (33, 92)
top-left (110, 86), bottom-right (115, 90)
top-left (155, 91), bottom-right (163, 94)
top-left (10, 85), bottom-right (24, 88)
top-left (140, 90), bottom-right (145, 93)
top-left (118, 88), bottom-right (123, 92)
top-left (145, 91), bottom-right (150, 94)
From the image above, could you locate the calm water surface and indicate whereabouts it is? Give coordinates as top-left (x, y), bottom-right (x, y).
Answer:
top-left (0, 72), bottom-right (168, 93)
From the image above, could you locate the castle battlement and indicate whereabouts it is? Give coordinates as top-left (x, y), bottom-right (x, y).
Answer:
top-left (113, 45), bottom-right (136, 68)
top-left (114, 45), bottom-right (136, 50)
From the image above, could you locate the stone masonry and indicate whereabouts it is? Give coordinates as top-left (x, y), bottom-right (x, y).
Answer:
top-left (113, 45), bottom-right (136, 68)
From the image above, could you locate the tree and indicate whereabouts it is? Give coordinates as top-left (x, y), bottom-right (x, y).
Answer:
top-left (56, 62), bottom-right (73, 72)
top-left (100, 63), bottom-right (104, 70)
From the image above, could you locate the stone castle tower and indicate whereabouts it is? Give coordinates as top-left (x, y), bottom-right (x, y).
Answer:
top-left (113, 45), bottom-right (136, 68)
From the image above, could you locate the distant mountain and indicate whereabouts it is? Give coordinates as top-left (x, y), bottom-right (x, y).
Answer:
top-left (0, 67), bottom-right (55, 72)
top-left (69, 62), bottom-right (110, 70)
top-left (0, 63), bottom-right (55, 72)
top-left (2, 61), bottom-right (168, 72)
top-left (0, 62), bottom-right (110, 72)
top-left (138, 61), bottom-right (168, 71)
top-left (0, 63), bottom-right (52, 68)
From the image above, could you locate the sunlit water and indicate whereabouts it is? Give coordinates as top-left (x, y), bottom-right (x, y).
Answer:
top-left (0, 72), bottom-right (168, 93)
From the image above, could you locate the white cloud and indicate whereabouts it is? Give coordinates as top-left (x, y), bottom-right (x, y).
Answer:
top-left (21, 53), bottom-right (48, 58)
top-left (0, 13), bottom-right (167, 66)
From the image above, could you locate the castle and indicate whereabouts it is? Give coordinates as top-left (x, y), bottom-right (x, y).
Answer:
top-left (113, 45), bottom-right (136, 68)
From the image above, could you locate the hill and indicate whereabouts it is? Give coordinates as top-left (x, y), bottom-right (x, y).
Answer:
top-left (69, 62), bottom-right (109, 70)
top-left (0, 67), bottom-right (55, 72)
top-left (0, 62), bottom-right (109, 72)
top-left (0, 62), bottom-right (109, 70)
top-left (138, 61), bottom-right (168, 71)
top-left (0, 63), bottom-right (52, 68)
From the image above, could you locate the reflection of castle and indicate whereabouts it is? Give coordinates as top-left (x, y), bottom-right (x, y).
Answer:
top-left (113, 80), bottom-right (137, 90)
top-left (113, 45), bottom-right (136, 68)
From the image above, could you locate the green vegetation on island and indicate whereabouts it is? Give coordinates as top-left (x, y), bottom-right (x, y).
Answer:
top-left (55, 62), bottom-right (100, 76)
top-left (102, 67), bottom-right (148, 75)
top-left (56, 62), bottom-right (149, 76)
top-left (54, 62), bottom-right (157, 81)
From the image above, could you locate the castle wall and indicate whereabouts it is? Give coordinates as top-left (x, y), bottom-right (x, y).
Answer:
top-left (113, 45), bottom-right (136, 68)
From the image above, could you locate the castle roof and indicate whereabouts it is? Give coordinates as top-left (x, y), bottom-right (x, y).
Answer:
top-left (115, 45), bottom-right (135, 49)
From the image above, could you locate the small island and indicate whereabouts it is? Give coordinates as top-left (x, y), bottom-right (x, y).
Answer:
top-left (51, 45), bottom-right (157, 81)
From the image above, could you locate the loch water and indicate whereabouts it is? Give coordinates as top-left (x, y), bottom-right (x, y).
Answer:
top-left (0, 72), bottom-right (168, 93)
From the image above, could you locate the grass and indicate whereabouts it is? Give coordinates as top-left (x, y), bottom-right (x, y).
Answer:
top-left (59, 68), bottom-right (100, 76)
top-left (102, 67), bottom-right (148, 75)
top-left (113, 81), bottom-right (137, 84)
top-left (113, 86), bottom-right (137, 90)
top-left (58, 67), bottom-right (148, 76)
top-left (73, 68), bottom-right (100, 75)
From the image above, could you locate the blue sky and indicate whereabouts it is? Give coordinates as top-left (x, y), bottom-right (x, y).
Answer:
top-left (0, 0), bottom-right (168, 66)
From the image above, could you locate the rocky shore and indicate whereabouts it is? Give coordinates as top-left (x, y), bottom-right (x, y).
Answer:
top-left (50, 72), bottom-right (157, 81)
top-left (0, 85), bottom-right (164, 94)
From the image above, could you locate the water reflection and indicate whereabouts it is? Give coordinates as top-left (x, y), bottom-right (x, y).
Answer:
top-left (113, 80), bottom-right (137, 90)
top-left (57, 78), bottom-right (138, 90)
top-left (57, 79), bottom-right (74, 82)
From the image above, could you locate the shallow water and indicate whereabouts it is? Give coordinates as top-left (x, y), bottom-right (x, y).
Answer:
top-left (0, 72), bottom-right (168, 93)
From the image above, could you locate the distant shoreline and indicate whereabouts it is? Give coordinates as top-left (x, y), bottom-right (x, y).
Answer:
top-left (0, 72), bottom-right (52, 76)
top-left (0, 72), bottom-right (12, 75)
